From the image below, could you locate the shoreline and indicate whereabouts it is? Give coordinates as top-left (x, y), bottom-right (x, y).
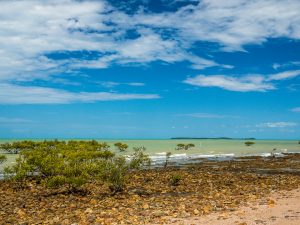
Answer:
top-left (0, 152), bottom-right (298, 174)
top-left (1, 153), bottom-right (300, 224)
top-left (1, 152), bottom-right (300, 177)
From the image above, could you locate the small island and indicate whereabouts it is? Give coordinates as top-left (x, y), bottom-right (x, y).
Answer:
top-left (171, 137), bottom-right (256, 140)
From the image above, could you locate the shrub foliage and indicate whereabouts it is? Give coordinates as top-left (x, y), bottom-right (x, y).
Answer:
top-left (176, 143), bottom-right (195, 150)
top-left (170, 173), bottom-right (181, 186)
top-left (0, 154), bottom-right (7, 164)
top-left (244, 141), bottom-right (255, 146)
top-left (114, 142), bottom-right (129, 152)
top-left (3, 140), bottom-right (150, 193)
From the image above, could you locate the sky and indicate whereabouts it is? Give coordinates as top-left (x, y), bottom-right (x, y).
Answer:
top-left (0, 0), bottom-right (300, 139)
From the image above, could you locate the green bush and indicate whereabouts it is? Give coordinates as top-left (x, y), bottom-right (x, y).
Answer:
top-left (3, 140), bottom-right (114, 191)
top-left (0, 154), bottom-right (7, 164)
top-left (0, 140), bottom-right (37, 154)
top-left (3, 140), bottom-right (151, 194)
top-left (176, 143), bottom-right (185, 150)
top-left (170, 174), bottom-right (181, 186)
top-left (0, 140), bottom-right (112, 154)
top-left (104, 156), bottom-right (128, 193)
top-left (114, 142), bottom-right (129, 152)
top-left (129, 147), bottom-right (151, 169)
top-left (245, 141), bottom-right (255, 146)
top-left (102, 147), bottom-right (151, 194)
top-left (185, 143), bottom-right (195, 150)
top-left (176, 143), bottom-right (195, 150)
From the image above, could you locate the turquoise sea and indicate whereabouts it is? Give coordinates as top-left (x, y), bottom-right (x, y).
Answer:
top-left (1, 139), bottom-right (300, 171)
top-left (1, 138), bottom-right (299, 155)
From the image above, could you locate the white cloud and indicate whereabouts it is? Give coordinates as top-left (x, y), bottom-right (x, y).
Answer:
top-left (256, 122), bottom-right (298, 128)
top-left (0, 83), bottom-right (160, 104)
top-left (0, 117), bottom-right (33, 124)
top-left (179, 113), bottom-right (225, 118)
top-left (97, 81), bottom-right (121, 88)
top-left (272, 61), bottom-right (300, 70)
top-left (291, 107), bottom-right (300, 112)
top-left (2, 0), bottom-right (300, 83)
top-left (184, 75), bottom-right (275, 92)
top-left (70, 30), bottom-right (220, 70)
top-left (184, 70), bottom-right (300, 92)
top-left (0, 0), bottom-right (111, 81)
top-left (0, 0), bottom-right (222, 83)
top-left (127, 83), bottom-right (145, 86)
top-left (268, 70), bottom-right (300, 81)
top-left (97, 81), bottom-right (145, 88)
top-left (132, 0), bottom-right (300, 51)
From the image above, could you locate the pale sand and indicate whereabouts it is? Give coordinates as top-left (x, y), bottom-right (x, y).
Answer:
top-left (165, 188), bottom-right (300, 225)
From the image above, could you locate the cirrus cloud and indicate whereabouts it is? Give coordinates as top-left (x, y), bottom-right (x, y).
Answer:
top-left (267, 70), bottom-right (300, 81)
top-left (0, 83), bottom-right (160, 104)
top-left (131, 0), bottom-right (300, 51)
top-left (184, 75), bottom-right (275, 92)
top-left (256, 122), bottom-right (298, 128)
top-left (183, 69), bottom-right (300, 92)
top-left (291, 107), bottom-right (300, 112)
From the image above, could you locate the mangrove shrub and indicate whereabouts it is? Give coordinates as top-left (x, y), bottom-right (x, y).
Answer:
top-left (4, 141), bottom-right (114, 191)
top-left (244, 141), bottom-right (255, 146)
top-left (0, 154), bottom-right (7, 164)
top-left (176, 143), bottom-right (195, 150)
top-left (114, 142), bottom-right (129, 152)
top-left (170, 173), bottom-right (181, 186)
top-left (3, 140), bottom-right (151, 194)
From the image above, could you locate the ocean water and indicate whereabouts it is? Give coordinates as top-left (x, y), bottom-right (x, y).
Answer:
top-left (110, 139), bottom-right (299, 155)
top-left (100, 139), bottom-right (300, 165)
top-left (0, 139), bottom-right (299, 155)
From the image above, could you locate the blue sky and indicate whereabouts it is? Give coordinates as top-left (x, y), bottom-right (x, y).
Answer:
top-left (0, 0), bottom-right (300, 139)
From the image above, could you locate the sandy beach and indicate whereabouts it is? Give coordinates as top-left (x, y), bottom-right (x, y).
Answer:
top-left (165, 188), bottom-right (300, 225)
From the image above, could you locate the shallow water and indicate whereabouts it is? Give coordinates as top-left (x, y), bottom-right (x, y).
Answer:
top-left (1, 139), bottom-right (299, 156)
